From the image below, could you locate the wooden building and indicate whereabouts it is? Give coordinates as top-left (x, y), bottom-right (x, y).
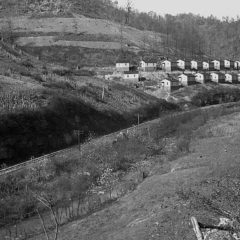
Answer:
top-left (139, 57), bottom-right (157, 72)
top-left (191, 60), bottom-right (198, 71)
top-left (161, 78), bottom-right (181, 92)
top-left (202, 61), bottom-right (209, 70)
top-left (225, 73), bottom-right (239, 84)
top-left (178, 73), bottom-right (196, 86)
top-left (210, 72), bottom-right (225, 83)
top-left (123, 71), bottom-right (139, 82)
top-left (195, 73), bottom-right (204, 84)
top-left (211, 60), bottom-right (220, 71)
top-left (161, 60), bottom-right (171, 72)
top-left (116, 62), bottom-right (130, 72)
top-left (234, 61), bottom-right (240, 70)
top-left (177, 59), bottom-right (185, 70)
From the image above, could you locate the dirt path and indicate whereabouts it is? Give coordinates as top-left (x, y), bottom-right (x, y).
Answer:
top-left (30, 111), bottom-right (240, 240)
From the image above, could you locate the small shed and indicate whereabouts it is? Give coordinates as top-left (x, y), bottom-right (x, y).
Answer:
top-left (178, 73), bottom-right (196, 86)
top-left (177, 59), bottom-right (185, 70)
top-left (161, 60), bottom-right (171, 72)
top-left (234, 61), bottom-right (240, 70)
top-left (210, 72), bottom-right (225, 83)
top-left (225, 73), bottom-right (239, 84)
top-left (161, 78), bottom-right (181, 92)
top-left (225, 73), bottom-right (232, 83)
top-left (211, 60), bottom-right (220, 71)
top-left (123, 71), bottom-right (139, 82)
top-left (223, 60), bottom-right (231, 70)
top-left (195, 73), bottom-right (204, 84)
top-left (202, 61), bottom-right (209, 70)
top-left (191, 60), bottom-right (198, 71)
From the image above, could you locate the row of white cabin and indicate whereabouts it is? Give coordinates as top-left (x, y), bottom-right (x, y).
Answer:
top-left (116, 59), bottom-right (240, 72)
top-left (162, 59), bottom-right (240, 72)
top-left (161, 72), bottom-right (240, 92)
top-left (116, 60), bottom-right (157, 72)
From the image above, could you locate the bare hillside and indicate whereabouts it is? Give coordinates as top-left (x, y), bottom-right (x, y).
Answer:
top-left (0, 15), bottom-right (163, 66)
top-left (28, 107), bottom-right (240, 240)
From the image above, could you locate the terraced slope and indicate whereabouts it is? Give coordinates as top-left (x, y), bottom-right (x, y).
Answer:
top-left (0, 15), bottom-right (163, 67)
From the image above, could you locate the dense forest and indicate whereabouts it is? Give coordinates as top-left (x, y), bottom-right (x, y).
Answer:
top-left (70, 0), bottom-right (240, 60)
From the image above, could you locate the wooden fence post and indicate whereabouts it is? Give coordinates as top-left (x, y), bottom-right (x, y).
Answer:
top-left (191, 217), bottom-right (203, 240)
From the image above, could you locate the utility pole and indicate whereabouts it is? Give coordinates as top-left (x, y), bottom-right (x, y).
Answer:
top-left (75, 129), bottom-right (84, 152)
top-left (102, 86), bottom-right (105, 100)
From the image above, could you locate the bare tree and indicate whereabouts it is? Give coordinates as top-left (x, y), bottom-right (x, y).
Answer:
top-left (125, 0), bottom-right (132, 25)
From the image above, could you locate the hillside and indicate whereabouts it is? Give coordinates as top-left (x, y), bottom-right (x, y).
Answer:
top-left (27, 105), bottom-right (240, 240)
top-left (0, 40), bottom-right (177, 166)
top-left (0, 15), bottom-right (163, 67)
top-left (1, 0), bottom-right (240, 61)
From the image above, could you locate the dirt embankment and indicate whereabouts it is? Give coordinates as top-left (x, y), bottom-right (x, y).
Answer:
top-left (31, 108), bottom-right (240, 240)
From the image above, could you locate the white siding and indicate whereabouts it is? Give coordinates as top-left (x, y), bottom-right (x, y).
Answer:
top-left (203, 62), bottom-right (209, 70)
top-left (225, 74), bottom-right (232, 83)
top-left (195, 73), bottom-right (204, 84)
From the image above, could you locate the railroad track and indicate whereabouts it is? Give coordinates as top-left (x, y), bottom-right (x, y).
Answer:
top-left (0, 116), bottom-right (161, 177)
top-left (0, 102), bottom-right (239, 177)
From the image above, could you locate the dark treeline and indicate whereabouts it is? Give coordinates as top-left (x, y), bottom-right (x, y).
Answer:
top-left (71, 0), bottom-right (240, 60)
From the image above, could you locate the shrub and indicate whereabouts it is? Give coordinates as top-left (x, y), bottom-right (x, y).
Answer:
top-left (49, 157), bottom-right (78, 177)
top-left (52, 69), bottom-right (73, 76)
top-left (73, 69), bottom-right (95, 76)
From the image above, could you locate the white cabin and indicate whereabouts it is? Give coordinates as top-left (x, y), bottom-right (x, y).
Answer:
top-left (225, 73), bottom-right (232, 83)
top-left (161, 79), bottom-right (179, 92)
top-left (224, 60), bottom-right (231, 69)
top-left (161, 60), bottom-right (171, 72)
top-left (139, 61), bottom-right (157, 72)
top-left (210, 72), bottom-right (225, 83)
top-left (202, 61), bottom-right (209, 70)
top-left (212, 60), bottom-right (220, 70)
top-left (191, 60), bottom-right (198, 70)
top-left (178, 74), bottom-right (196, 86)
top-left (195, 73), bottom-right (204, 84)
top-left (234, 61), bottom-right (240, 70)
top-left (177, 59), bottom-right (185, 70)
top-left (123, 71), bottom-right (139, 82)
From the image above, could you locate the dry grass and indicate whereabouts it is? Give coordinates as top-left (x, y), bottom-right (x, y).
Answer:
top-left (1, 103), bottom-right (239, 239)
top-left (0, 90), bottom-right (39, 113)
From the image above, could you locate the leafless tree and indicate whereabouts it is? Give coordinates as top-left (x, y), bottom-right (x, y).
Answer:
top-left (125, 0), bottom-right (132, 25)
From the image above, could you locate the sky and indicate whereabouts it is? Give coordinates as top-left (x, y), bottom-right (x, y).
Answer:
top-left (116, 0), bottom-right (240, 19)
